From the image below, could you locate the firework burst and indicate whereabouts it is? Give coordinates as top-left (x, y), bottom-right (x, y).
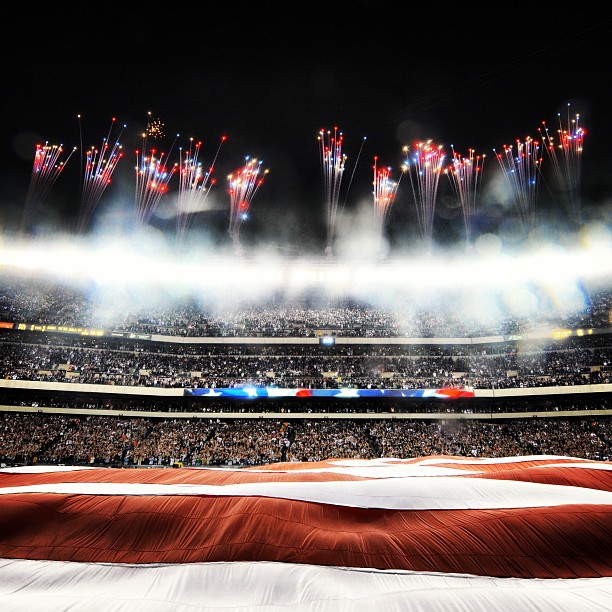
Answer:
top-left (318, 127), bottom-right (347, 256)
top-left (445, 147), bottom-right (485, 248)
top-left (77, 117), bottom-right (125, 234)
top-left (21, 142), bottom-right (77, 234)
top-left (493, 136), bottom-right (542, 235)
top-left (176, 135), bottom-right (227, 244)
top-left (538, 103), bottom-right (586, 227)
top-left (145, 112), bottom-right (165, 140)
top-left (401, 141), bottom-right (446, 252)
top-left (372, 156), bottom-right (401, 239)
top-left (227, 157), bottom-right (269, 253)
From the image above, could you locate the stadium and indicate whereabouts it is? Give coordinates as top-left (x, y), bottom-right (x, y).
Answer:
top-left (1, 94), bottom-right (611, 610)
top-left (1, 239), bottom-right (612, 609)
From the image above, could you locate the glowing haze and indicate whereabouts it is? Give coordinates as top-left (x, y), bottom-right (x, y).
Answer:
top-left (1, 218), bottom-right (611, 333)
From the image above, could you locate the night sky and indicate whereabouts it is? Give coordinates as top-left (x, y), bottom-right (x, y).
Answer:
top-left (3, 3), bottom-right (612, 257)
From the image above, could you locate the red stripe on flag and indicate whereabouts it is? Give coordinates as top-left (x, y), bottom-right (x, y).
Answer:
top-left (0, 492), bottom-right (610, 578)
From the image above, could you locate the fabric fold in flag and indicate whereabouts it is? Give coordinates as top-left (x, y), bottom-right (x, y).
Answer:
top-left (0, 455), bottom-right (611, 610)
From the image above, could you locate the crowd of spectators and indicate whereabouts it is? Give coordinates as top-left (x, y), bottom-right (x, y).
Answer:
top-left (1, 271), bottom-right (612, 467)
top-left (1, 412), bottom-right (609, 467)
top-left (2, 330), bottom-right (612, 390)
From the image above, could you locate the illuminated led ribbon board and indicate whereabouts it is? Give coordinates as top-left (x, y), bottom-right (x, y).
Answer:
top-left (184, 387), bottom-right (474, 399)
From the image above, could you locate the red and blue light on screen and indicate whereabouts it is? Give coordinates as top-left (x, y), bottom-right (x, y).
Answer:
top-left (185, 387), bottom-right (474, 399)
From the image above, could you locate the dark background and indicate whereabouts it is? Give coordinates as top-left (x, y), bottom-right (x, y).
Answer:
top-left (3, 2), bottom-right (612, 256)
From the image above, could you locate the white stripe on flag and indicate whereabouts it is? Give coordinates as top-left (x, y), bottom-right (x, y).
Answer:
top-left (1, 558), bottom-right (611, 612)
top-left (1, 475), bottom-right (610, 509)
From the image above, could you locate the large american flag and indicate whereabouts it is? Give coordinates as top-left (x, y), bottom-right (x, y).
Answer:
top-left (0, 455), bottom-right (611, 610)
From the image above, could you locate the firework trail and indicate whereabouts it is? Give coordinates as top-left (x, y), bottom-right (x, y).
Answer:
top-left (77, 117), bottom-right (125, 234)
top-left (176, 136), bottom-right (227, 244)
top-left (401, 141), bottom-right (446, 252)
top-left (493, 136), bottom-right (542, 235)
top-left (340, 135), bottom-right (367, 214)
top-left (445, 147), bottom-right (485, 248)
top-left (21, 142), bottom-right (77, 234)
top-left (318, 127), bottom-right (347, 256)
top-left (227, 157), bottom-right (269, 252)
top-left (134, 148), bottom-right (177, 227)
top-left (134, 118), bottom-right (178, 228)
top-left (538, 103), bottom-right (586, 227)
top-left (372, 156), bottom-right (401, 238)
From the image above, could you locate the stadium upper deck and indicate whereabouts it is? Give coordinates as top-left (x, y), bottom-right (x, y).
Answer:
top-left (1, 264), bottom-right (612, 418)
top-left (1, 266), bottom-right (611, 340)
